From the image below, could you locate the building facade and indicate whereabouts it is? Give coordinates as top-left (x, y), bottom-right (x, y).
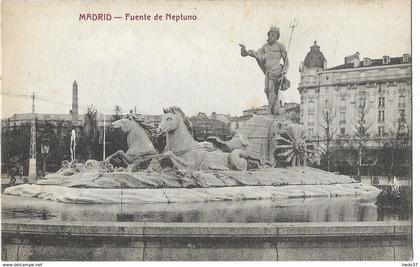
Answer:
top-left (190, 113), bottom-right (233, 141)
top-left (299, 42), bottom-right (411, 148)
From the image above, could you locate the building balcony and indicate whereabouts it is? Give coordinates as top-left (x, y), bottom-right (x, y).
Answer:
top-left (339, 120), bottom-right (346, 125)
top-left (398, 103), bottom-right (406, 108)
top-left (326, 73), bottom-right (410, 86)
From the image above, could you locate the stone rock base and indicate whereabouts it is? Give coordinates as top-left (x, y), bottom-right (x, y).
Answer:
top-left (3, 167), bottom-right (380, 204)
top-left (4, 182), bottom-right (379, 204)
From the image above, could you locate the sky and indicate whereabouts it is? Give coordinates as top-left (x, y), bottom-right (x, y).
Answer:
top-left (1, 0), bottom-right (411, 118)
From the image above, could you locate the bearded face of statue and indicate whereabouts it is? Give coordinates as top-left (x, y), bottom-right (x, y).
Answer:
top-left (267, 30), bottom-right (279, 45)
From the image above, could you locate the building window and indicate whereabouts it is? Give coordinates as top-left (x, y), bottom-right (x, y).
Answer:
top-left (325, 99), bottom-right (330, 108)
top-left (340, 127), bottom-right (346, 136)
top-left (399, 85), bottom-right (406, 93)
top-left (339, 112), bottom-right (346, 125)
top-left (399, 109), bottom-right (406, 121)
top-left (340, 87), bottom-right (346, 96)
top-left (378, 97), bottom-right (385, 108)
top-left (359, 97), bottom-right (366, 108)
top-left (308, 101), bottom-right (315, 112)
top-left (378, 126), bottom-right (384, 136)
top-left (339, 99), bottom-right (346, 111)
top-left (308, 114), bottom-right (314, 126)
top-left (378, 110), bottom-right (385, 122)
top-left (399, 95), bottom-right (405, 107)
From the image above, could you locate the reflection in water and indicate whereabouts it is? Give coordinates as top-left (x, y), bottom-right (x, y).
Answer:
top-left (338, 205), bottom-right (345, 221)
top-left (324, 207), bottom-right (330, 222)
top-left (357, 206), bottom-right (367, 221)
top-left (377, 207), bottom-right (410, 221)
top-left (1, 194), bottom-right (411, 223)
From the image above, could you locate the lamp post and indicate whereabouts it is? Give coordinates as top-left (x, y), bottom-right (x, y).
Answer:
top-left (41, 137), bottom-right (50, 177)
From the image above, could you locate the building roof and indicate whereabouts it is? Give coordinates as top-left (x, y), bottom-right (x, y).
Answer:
top-left (229, 114), bottom-right (252, 122)
top-left (242, 105), bottom-right (267, 113)
top-left (5, 113), bottom-right (84, 122)
top-left (327, 56), bottom-right (410, 70)
top-left (303, 41), bottom-right (326, 69)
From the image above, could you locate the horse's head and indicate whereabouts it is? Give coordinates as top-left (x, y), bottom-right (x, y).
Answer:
top-left (158, 106), bottom-right (193, 136)
top-left (110, 115), bottom-right (137, 133)
top-left (109, 114), bottom-right (157, 154)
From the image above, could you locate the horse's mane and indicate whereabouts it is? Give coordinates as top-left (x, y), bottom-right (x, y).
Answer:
top-left (126, 114), bottom-right (156, 141)
top-left (163, 106), bottom-right (193, 135)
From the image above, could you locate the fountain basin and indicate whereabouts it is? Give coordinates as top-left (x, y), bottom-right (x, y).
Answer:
top-left (1, 219), bottom-right (412, 261)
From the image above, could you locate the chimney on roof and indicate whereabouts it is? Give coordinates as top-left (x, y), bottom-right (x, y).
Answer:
top-left (363, 57), bottom-right (372, 67)
top-left (382, 55), bottom-right (390, 65)
top-left (402, 54), bottom-right (411, 63)
top-left (72, 80), bottom-right (78, 125)
top-left (344, 52), bottom-right (360, 67)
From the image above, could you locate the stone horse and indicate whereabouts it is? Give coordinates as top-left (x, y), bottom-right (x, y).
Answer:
top-left (106, 114), bottom-right (158, 171)
top-left (153, 106), bottom-right (252, 171)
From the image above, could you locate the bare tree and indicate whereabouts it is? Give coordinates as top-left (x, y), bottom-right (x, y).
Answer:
top-left (380, 113), bottom-right (410, 180)
top-left (319, 107), bottom-right (337, 171)
top-left (112, 105), bottom-right (123, 121)
top-left (352, 101), bottom-right (371, 181)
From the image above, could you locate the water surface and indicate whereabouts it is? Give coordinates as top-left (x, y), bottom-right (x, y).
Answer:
top-left (1, 194), bottom-right (410, 223)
